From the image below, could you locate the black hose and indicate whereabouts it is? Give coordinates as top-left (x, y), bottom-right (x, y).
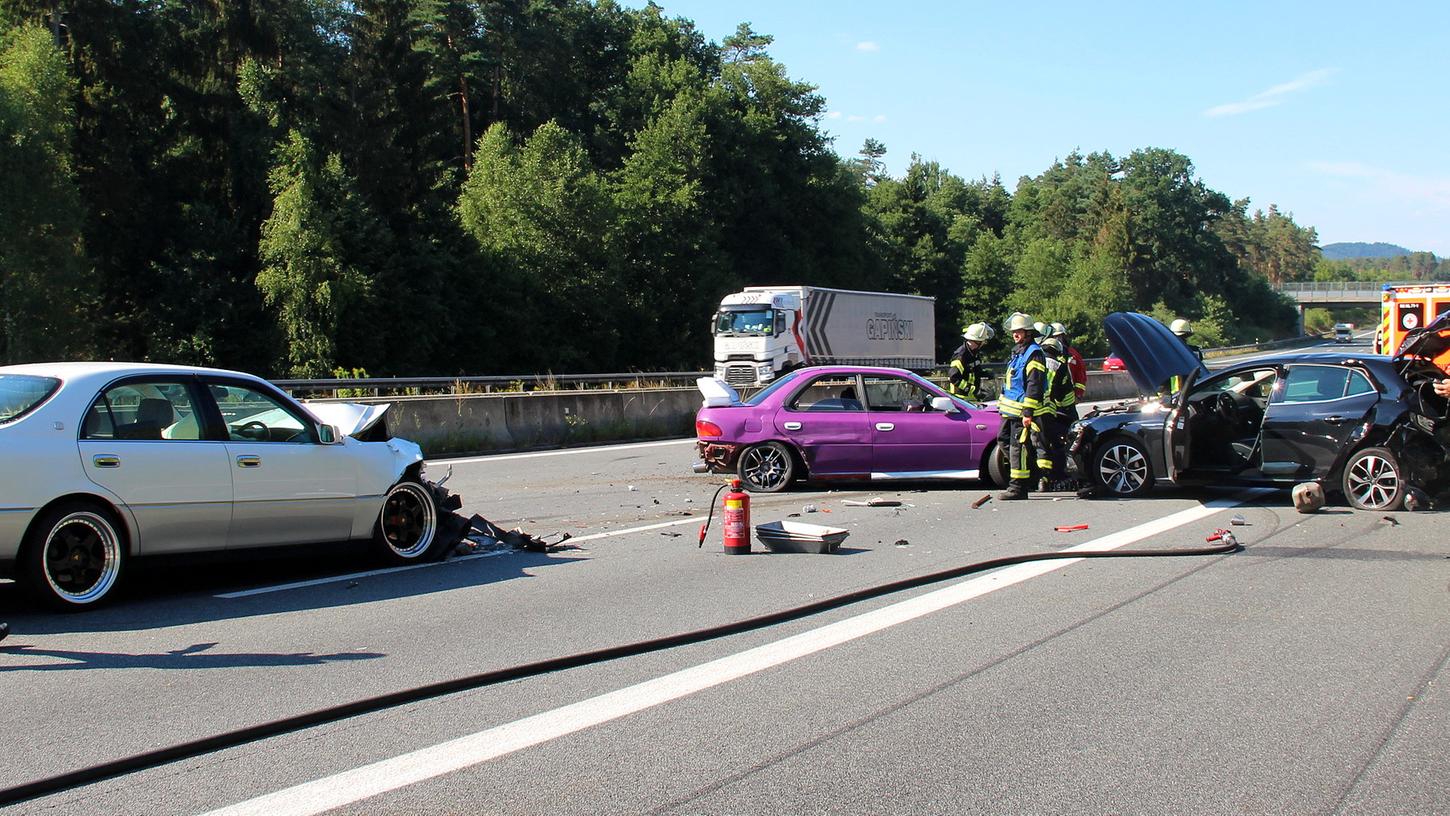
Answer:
top-left (0, 532), bottom-right (1241, 807)
top-left (698, 482), bottom-right (732, 547)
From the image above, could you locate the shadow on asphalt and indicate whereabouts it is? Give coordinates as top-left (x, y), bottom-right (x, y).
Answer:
top-left (0, 641), bottom-right (384, 671)
top-left (0, 544), bottom-right (585, 635)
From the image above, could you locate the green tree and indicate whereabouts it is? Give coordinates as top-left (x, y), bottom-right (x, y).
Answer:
top-left (256, 131), bottom-right (378, 377)
top-left (0, 23), bottom-right (89, 363)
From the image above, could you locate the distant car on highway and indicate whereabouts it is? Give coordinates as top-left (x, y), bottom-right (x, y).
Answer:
top-left (1334, 323), bottom-right (1354, 343)
top-left (1069, 312), bottom-right (1450, 510)
top-left (1102, 354), bottom-right (1127, 371)
top-left (693, 366), bottom-right (1005, 492)
top-left (0, 362), bottom-right (444, 609)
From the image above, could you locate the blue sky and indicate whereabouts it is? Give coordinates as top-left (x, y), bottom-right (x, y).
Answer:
top-left (624, 1), bottom-right (1450, 256)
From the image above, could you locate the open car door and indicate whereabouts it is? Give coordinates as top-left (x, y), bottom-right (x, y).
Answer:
top-left (1162, 369), bottom-right (1200, 482)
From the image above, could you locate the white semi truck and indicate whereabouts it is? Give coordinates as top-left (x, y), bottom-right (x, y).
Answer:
top-left (711, 286), bottom-right (936, 387)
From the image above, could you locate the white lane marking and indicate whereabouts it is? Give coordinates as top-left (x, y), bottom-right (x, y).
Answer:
top-left (201, 491), bottom-right (1267, 816)
top-left (215, 517), bottom-right (702, 599)
top-left (429, 438), bottom-right (694, 467)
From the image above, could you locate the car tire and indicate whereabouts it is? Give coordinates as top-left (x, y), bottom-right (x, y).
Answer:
top-left (372, 477), bottom-right (441, 564)
top-left (1341, 446), bottom-right (1404, 511)
top-left (737, 441), bottom-right (795, 493)
top-left (984, 442), bottom-right (1007, 487)
top-left (21, 501), bottom-right (126, 611)
top-left (1092, 436), bottom-right (1155, 498)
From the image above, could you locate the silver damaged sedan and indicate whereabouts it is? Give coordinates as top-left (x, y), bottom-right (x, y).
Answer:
top-left (0, 362), bottom-right (443, 609)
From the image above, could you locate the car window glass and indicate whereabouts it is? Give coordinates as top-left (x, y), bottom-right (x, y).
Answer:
top-left (83, 381), bottom-right (203, 440)
top-left (0, 374), bottom-right (59, 424)
top-left (862, 375), bottom-right (936, 412)
top-left (209, 383), bottom-right (310, 443)
top-left (744, 371), bottom-right (800, 406)
top-left (1189, 368), bottom-right (1277, 403)
top-left (790, 376), bottom-right (863, 412)
top-left (1275, 366), bottom-right (1352, 404)
top-left (1345, 370), bottom-right (1375, 397)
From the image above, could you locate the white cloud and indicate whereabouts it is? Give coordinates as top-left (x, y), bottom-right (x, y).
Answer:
top-left (855, 41), bottom-right (880, 52)
top-left (872, 114), bottom-right (888, 123)
top-left (1308, 160), bottom-right (1450, 207)
top-left (1204, 68), bottom-right (1335, 117)
top-left (825, 111), bottom-right (843, 120)
top-left (847, 114), bottom-right (866, 123)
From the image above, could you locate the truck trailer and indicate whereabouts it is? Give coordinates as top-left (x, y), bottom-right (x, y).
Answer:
top-left (711, 286), bottom-right (936, 387)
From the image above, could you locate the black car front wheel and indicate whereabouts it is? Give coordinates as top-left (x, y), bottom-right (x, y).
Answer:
top-left (737, 441), bottom-right (795, 492)
top-left (22, 501), bottom-right (126, 610)
top-left (1092, 437), bottom-right (1155, 498)
top-left (1342, 446), bottom-right (1404, 511)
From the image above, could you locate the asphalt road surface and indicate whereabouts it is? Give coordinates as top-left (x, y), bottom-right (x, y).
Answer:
top-left (5, 372), bottom-right (1449, 814)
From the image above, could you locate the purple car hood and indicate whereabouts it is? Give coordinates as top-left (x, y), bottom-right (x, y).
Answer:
top-left (1104, 312), bottom-right (1209, 395)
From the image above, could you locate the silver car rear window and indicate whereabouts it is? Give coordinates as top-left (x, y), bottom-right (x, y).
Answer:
top-left (0, 374), bottom-right (61, 424)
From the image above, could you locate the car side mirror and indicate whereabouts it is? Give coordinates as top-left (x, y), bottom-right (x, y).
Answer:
top-left (318, 424), bottom-right (342, 444)
top-left (930, 396), bottom-right (959, 413)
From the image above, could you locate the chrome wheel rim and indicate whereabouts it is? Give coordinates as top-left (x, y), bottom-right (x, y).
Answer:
top-left (741, 446), bottom-right (788, 490)
top-left (1098, 443), bottom-right (1149, 495)
top-left (43, 512), bottom-right (121, 604)
top-left (1347, 454), bottom-right (1399, 509)
top-left (380, 483), bottom-right (437, 558)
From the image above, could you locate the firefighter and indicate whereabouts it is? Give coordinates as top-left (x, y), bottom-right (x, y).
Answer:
top-left (996, 312), bottom-right (1050, 501)
top-left (1037, 334), bottom-right (1075, 490)
top-left (1051, 322), bottom-right (1086, 418)
top-left (948, 322), bottom-right (995, 401)
top-left (1168, 318), bottom-right (1204, 394)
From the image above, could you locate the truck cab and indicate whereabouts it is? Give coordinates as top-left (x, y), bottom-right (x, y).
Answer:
top-left (712, 290), bottom-right (802, 387)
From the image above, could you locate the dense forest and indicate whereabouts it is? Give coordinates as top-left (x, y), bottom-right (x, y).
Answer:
top-left (2, 1), bottom-right (1316, 375)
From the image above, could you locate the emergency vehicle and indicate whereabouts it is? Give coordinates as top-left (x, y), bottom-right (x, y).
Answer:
top-left (1374, 283), bottom-right (1450, 356)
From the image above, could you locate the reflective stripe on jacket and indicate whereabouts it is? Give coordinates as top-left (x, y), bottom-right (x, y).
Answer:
top-left (999, 341), bottom-right (1045, 418)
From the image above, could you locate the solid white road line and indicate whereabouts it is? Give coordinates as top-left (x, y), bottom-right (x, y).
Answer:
top-left (429, 437), bottom-right (695, 467)
top-left (201, 491), bottom-right (1268, 816)
top-left (215, 516), bottom-right (703, 599)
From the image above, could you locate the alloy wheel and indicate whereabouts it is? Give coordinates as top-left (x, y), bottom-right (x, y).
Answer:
top-left (43, 512), bottom-right (121, 604)
top-left (1346, 453), bottom-right (1399, 510)
top-left (380, 482), bottom-right (438, 558)
top-left (1098, 443), bottom-right (1149, 495)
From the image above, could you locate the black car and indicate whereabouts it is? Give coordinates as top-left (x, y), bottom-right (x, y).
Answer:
top-left (1069, 312), bottom-right (1450, 510)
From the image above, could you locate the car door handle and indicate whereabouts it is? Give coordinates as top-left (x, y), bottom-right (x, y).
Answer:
top-left (876, 423), bottom-right (895, 432)
top-left (783, 422), bottom-right (802, 431)
top-left (1323, 415), bottom-right (1348, 424)
top-left (92, 455), bottom-right (120, 469)
top-left (236, 455), bottom-right (262, 468)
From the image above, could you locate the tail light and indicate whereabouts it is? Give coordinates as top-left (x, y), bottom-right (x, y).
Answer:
top-left (696, 419), bottom-right (723, 437)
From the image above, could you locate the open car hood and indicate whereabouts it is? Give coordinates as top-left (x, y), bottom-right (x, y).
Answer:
top-left (1104, 312), bottom-right (1210, 395)
top-left (303, 401), bottom-right (392, 437)
top-left (1394, 309), bottom-right (1450, 367)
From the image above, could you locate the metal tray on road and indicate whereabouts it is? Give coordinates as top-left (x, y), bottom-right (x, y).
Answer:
top-left (754, 520), bottom-right (849, 554)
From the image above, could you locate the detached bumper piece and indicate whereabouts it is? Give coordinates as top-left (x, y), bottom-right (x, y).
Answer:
top-left (696, 441), bottom-right (741, 473)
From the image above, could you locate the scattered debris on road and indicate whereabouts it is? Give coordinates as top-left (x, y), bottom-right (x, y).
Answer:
top-left (1291, 482), bottom-right (1325, 514)
top-left (893, 539), bottom-right (910, 547)
top-left (971, 494), bottom-right (992, 509)
top-left (1230, 514), bottom-right (1248, 526)
top-left (1381, 515), bottom-right (1400, 526)
top-left (452, 514), bottom-right (574, 556)
top-left (1054, 524), bottom-right (1089, 533)
top-left (842, 497), bottom-right (902, 507)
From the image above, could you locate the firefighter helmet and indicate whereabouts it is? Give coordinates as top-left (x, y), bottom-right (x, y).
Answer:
top-left (1040, 337), bottom-right (1064, 354)
top-left (1050, 322), bottom-right (1068, 338)
top-left (962, 322), bottom-right (994, 343)
top-left (1170, 318), bottom-right (1192, 337)
top-left (1003, 312), bottom-right (1035, 332)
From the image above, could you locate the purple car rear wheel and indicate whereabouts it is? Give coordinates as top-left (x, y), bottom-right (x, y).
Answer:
top-left (737, 441), bottom-right (795, 492)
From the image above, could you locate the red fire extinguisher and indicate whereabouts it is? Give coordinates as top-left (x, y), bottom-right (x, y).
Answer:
top-left (722, 479), bottom-right (751, 554)
top-left (722, 478), bottom-right (754, 556)
top-left (697, 479), bottom-right (752, 553)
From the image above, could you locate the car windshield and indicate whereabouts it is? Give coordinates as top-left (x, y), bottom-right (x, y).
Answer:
top-left (716, 308), bottom-right (775, 336)
top-left (745, 370), bottom-right (802, 406)
top-left (0, 374), bottom-right (60, 424)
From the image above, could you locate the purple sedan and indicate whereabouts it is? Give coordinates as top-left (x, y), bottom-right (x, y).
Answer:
top-left (694, 366), bottom-right (1005, 492)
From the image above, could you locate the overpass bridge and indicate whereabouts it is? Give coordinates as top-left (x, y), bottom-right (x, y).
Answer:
top-left (1273, 281), bottom-right (1418, 331)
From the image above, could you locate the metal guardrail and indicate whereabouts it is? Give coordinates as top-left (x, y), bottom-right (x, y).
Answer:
top-left (275, 372), bottom-right (710, 397)
top-left (1276, 281), bottom-right (1415, 294)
